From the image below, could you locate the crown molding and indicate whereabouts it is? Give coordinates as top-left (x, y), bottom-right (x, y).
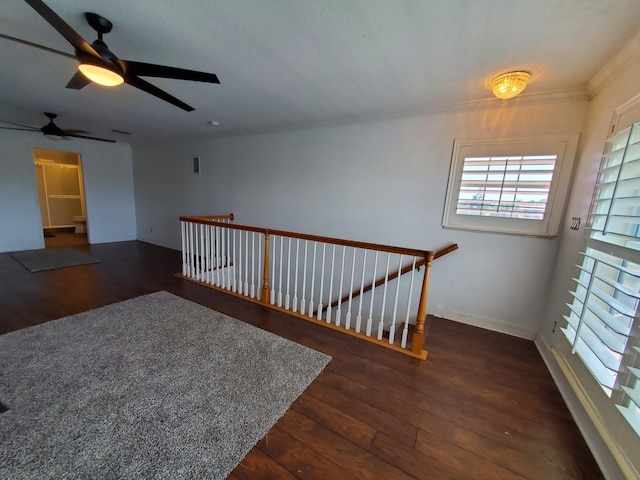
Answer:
top-left (205, 87), bottom-right (591, 140)
top-left (587, 28), bottom-right (640, 98)
top-left (409, 86), bottom-right (591, 115)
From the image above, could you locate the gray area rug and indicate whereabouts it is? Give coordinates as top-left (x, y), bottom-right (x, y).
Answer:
top-left (10, 248), bottom-right (100, 272)
top-left (0, 291), bottom-right (330, 479)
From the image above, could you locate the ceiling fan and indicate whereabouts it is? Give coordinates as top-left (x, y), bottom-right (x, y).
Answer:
top-left (0, 112), bottom-right (115, 142)
top-left (1, 0), bottom-right (220, 111)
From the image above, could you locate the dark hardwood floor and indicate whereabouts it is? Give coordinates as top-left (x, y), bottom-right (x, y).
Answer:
top-left (0, 240), bottom-right (604, 479)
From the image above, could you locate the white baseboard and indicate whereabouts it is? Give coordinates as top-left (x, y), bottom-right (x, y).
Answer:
top-left (430, 306), bottom-right (536, 340)
top-left (535, 335), bottom-right (632, 480)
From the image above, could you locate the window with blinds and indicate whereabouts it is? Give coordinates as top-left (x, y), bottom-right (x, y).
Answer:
top-left (443, 136), bottom-right (578, 236)
top-left (562, 122), bottom-right (640, 437)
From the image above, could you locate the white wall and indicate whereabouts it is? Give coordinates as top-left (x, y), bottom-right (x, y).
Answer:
top-left (132, 100), bottom-right (587, 338)
top-left (0, 130), bottom-right (137, 252)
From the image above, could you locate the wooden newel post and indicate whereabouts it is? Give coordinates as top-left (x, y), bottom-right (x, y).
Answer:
top-left (261, 232), bottom-right (271, 304)
top-left (412, 251), bottom-right (435, 355)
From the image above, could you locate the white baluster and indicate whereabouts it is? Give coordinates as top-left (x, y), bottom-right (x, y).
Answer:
top-left (205, 225), bottom-right (213, 283)
top-left (204, 225), bottom-right (209, 283)
top-left (204, 224), bottom-right (210, 284)
top-left (203, 224), bottom-right (208, 282)
top-left (204, 224), bottom-right (208, 282)
top-left (237, 229), bottom-right (243, 295)
top-left (325, 245), bottom-right (336, 323)
top-left (377, 253), bottom-right (391, 341)
top-left (192, 224), bottom-right (197, 279)
top-left (285, 238), bottom-right (292, 309)
top-left (277, 236), bottom-right (284, 307)
top-left (366, 251), bottom-right (379, 337)
top-left (293, 239), bottom-right (300, 312)
top-left (211, 225), bottom-right (216, 284)
top-left (214, 225), bottom-right (218, 285)
top-left (251, 232), bottom-right (256, 298)
top-left (257, 233), bottom-right (262, 301)
top-left (244, 230), bottom-right (249, 295)
top-left (185, 221), bottom-right (190, 277)
top-left (217, 226), bottom-right (223, 287)
top-left (356, 250), bottom-right (367, 333)
top-left (226, 227), bottom-right (232, 290)
top-left (335, 245), bottom-right (346, 326)
top-left (389, 255), bottom-right (403, 345)
top-left (401, 257), bottom-right (417, 349)
top-left (232, 229), bottom-right (237, 292)
top-left (187, 222), bottom-right (193, 278)
top-left (211, 225), bottom-right (215, 283)
top-left (317, 243), bottom-right (326, 320)
top-left (187, 222), bottom-right (191, 276)
top-left (217, 226), bottom-right (222, 285)
top-left (181, 221), bottom-right (187, 276)
top-left (270, 234), bottom-right (276, 304)
top-left (300, 240), bottom-right (308, 315)
top-left (308, 242), bottom-right (317, 318)
top-left (193, 223), bottom-right (200, 280)
top-left (221, 226), bottom-right (226, 289)
top-left (345, 248), bottom-right (357, 330)
top-left (202, 224), bottom-right (207, 282)
top-left (198, 223), bottom-right (204, 281)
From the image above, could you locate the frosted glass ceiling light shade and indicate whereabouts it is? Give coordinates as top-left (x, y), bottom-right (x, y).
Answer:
top-left (78, 63), bottom-right (124, 86)
top-left (490, 71), bottom-right (530, 99)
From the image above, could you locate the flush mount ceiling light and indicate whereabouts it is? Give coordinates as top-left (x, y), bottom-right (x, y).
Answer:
top-left (490, 71), bottom-right (531, 99)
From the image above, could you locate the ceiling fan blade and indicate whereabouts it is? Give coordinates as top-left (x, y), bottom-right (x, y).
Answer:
top-left (123, 60), bottom-right (220, 84)
top-left (23, 0), bottom-right (99, 58)
top-left (0, 33), bottom-right (75, 59)
top-left (66, 133), bottom-right (115, 143)
top-left (125, 75), bottom-right (195, 112)
top-left (0, 126), bottom-right (39, 132)
top-left (62, 128), bottom-right (89, 135)
top-left (0, 119), bottom-right (39, 129)
top-left (66, 71), bottom-right (91, 90)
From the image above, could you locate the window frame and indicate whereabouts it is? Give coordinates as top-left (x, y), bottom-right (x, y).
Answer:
top-left (442, 135), bottom-right (579, 237)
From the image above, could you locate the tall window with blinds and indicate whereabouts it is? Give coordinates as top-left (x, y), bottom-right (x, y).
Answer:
top-left (443, 136), bottom-right (578, 237)
top-left (562, 122), bottom-right (640, 437)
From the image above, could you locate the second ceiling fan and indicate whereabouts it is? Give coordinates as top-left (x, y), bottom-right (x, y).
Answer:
top-left (12, 0), bottom-right (220, 111)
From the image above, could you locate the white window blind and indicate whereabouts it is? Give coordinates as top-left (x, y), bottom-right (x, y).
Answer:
top-left (455, 155), bottom-right (556, 220)
top-left (563, 122), bottom-right (640, 437)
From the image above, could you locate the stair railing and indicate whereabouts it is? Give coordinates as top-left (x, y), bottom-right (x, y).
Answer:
top-left (179, 214), bottom-right (457, 359)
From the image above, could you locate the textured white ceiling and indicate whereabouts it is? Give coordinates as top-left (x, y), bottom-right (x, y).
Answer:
top-left (1, 0), bottom-right (640, 141)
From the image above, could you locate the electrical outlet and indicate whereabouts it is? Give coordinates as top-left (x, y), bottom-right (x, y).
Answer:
top-left (570, 217), bottom-right (581, 230)
top-left (552, 321), bottom-right (557, 333)
top-left (149, 227), bottom-right (153, 233)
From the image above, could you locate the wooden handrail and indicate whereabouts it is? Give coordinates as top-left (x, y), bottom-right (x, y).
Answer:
top-left (328, 243), bottom-right (458, 309)
top-left (179, 216), bottom-right (431, 258)
top-left (329, 258), bottom-right (426, 309)
top-left (181, 213), bottom-right (234, 222)
top-left (434, 243), bottom-right (459, 259)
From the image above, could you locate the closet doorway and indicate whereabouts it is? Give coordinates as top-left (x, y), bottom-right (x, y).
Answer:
top-left (33, 148), bottom-right (88, 248)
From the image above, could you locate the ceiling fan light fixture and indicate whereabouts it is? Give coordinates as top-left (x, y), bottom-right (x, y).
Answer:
top-left (78, 63), bottom-right (123, 87)
top-left (490, 71), bottom-right (530, 99)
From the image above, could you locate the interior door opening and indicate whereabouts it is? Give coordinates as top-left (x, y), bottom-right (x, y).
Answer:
top-left (33, 148), bottom-right (88, 248)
